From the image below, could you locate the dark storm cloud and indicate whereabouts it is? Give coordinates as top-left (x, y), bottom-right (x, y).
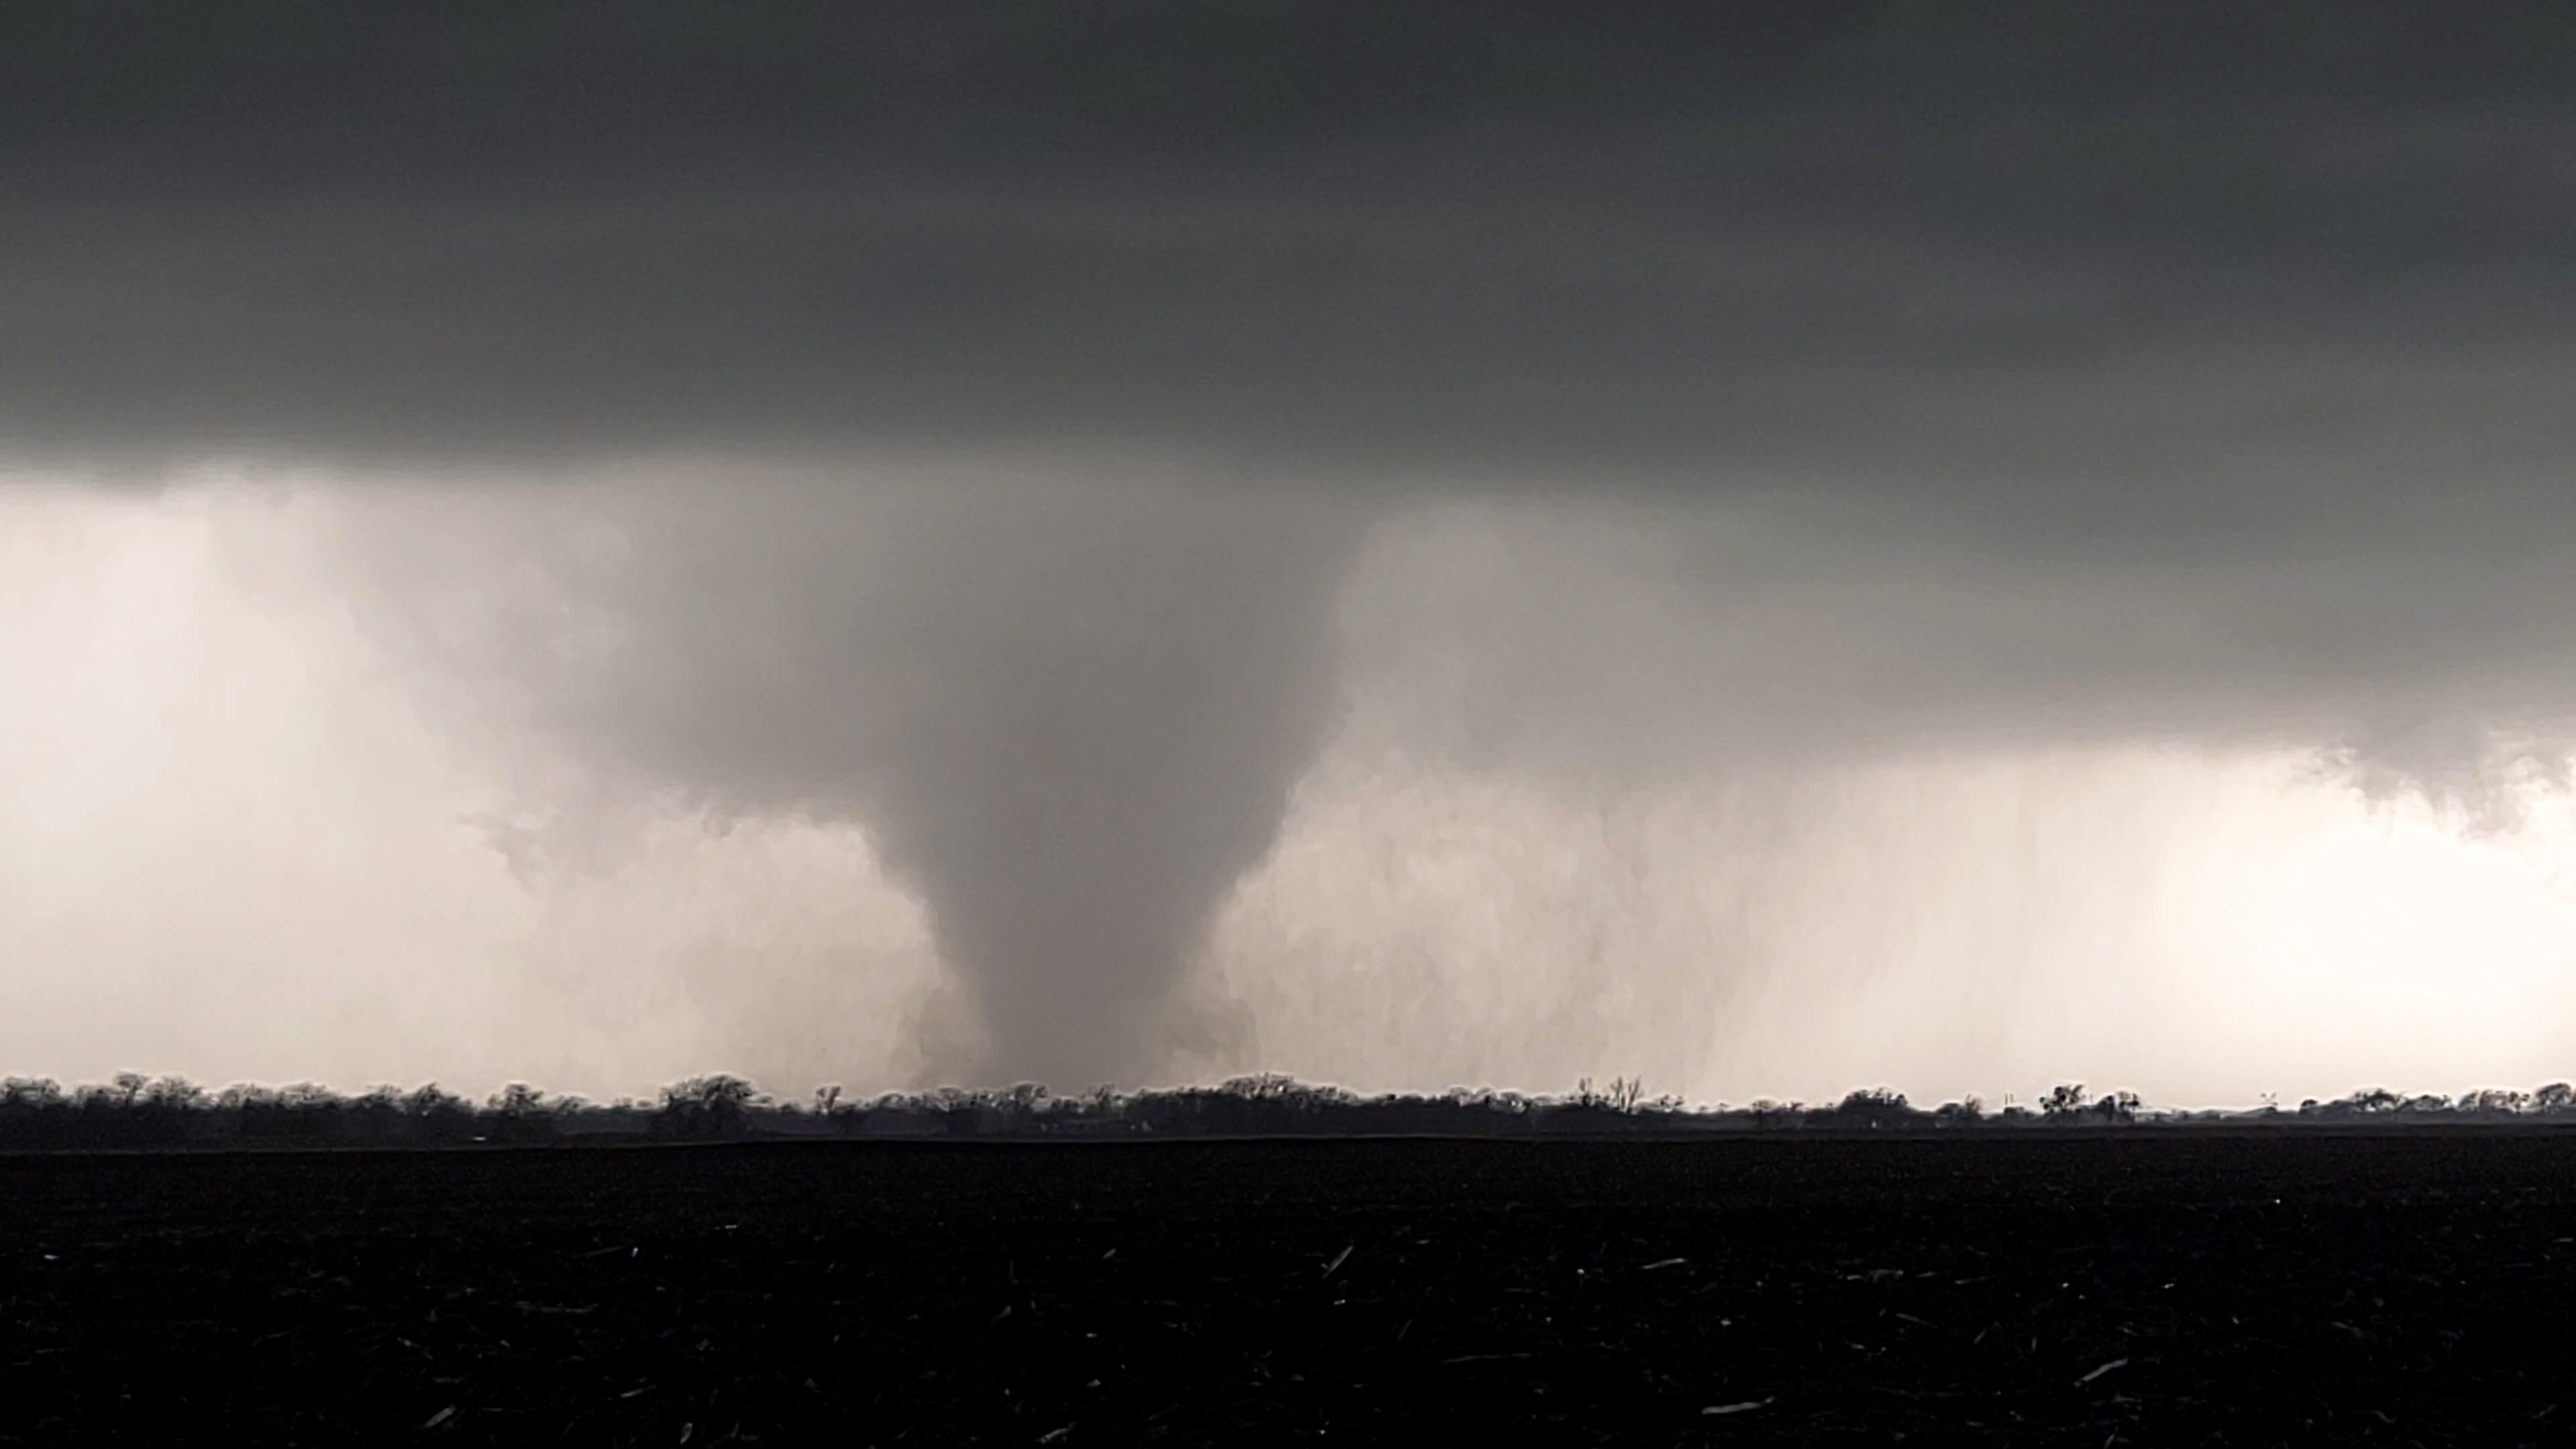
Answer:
top-left (7, 1), bottom-right (2573, 507)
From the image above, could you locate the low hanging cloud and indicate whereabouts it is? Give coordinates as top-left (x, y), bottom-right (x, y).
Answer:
top-left (1336, 494), bottom-right (2576, 814)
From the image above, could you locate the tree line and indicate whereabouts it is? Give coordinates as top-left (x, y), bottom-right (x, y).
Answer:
top-left (4, 1072), bottom-right (2573, 1151)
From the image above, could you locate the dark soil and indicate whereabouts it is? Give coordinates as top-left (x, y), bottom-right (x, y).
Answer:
top-left (5, 1132), bottom-right (2573, 1445)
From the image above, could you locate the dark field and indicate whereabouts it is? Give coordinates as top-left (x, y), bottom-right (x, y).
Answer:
top-left (6, 1133), bottom-right (2574, 1445)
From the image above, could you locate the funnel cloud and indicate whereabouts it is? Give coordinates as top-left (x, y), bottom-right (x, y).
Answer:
top-left (312, 468), bottom-right (1364, 1088)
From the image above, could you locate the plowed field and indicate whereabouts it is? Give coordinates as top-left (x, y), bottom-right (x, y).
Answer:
top-left (5, 1133), bottom-right (2572, 1444)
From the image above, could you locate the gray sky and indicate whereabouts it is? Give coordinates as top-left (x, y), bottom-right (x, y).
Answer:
top-left (5, 4), bottom-right (2575, 1104)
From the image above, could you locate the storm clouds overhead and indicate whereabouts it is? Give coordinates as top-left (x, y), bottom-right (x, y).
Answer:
top-left (5, 3), bottom-right (2576, 1103)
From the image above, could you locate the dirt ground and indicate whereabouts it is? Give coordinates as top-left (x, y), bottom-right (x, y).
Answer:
top-left (5, 1132), bottom-right (2573, 1444)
